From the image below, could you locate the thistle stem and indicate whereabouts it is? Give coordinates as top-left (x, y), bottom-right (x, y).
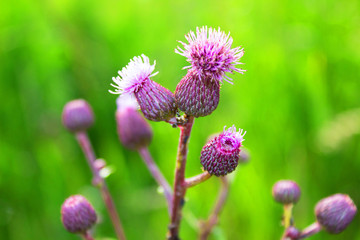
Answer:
top-left (167, 116), bottom-right (194, 240)
top-left (138, 147), bottom-right (173, 213)
top-left (76, 132), bottom-right (127, 240)
top-left (298, 222), bottom-right (322, 239)
top-left (283, 204), bottom-right (293, 229)
top-left (184, 172), bottom-right (212, 188)
top-left (199, 176), bottom-right (229, 240)
top-left (280, 204), bottom-right (294, 240)
top-left (81, 231), bottom-right (95, 240)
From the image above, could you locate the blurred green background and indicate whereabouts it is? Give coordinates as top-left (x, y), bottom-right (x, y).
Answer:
top-left (1, 0), bottom-right (359, 239)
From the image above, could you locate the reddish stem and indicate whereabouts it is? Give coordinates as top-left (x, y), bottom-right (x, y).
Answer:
top-left (167, 116), bottom-right (194, 240)
top-left (138, 147), bottom-right (173, 213)
top-left (199, 176), bottom-right (230, 240)
top-left (81, 231), bottom-right (95, 240)
top-left (298, 222), bottom-right (322, 239)
top-left (184, 172), bottom-right (212, 188)
top-left (76, 132), bottom-right (127, 240)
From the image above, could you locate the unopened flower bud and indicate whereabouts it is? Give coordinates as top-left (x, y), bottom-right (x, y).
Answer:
top-left (284, 226), bottom-right (301, 239)
top-left (175, 26), bottom-right (245, 117)
top-left (200, 125), bottom-right (246, 176)
top-left (62, 99), bottom-right (94, 132)
top-left (110, 54), bottom-right (177, 122)
top-left (315, 194), bottom-right (357, 234)
top-left (116, 94), bottom-right (153, 150)
top-left (272, 180), bottom-right (301, 204)
top-left (61, 195), bottom-right (97, 234)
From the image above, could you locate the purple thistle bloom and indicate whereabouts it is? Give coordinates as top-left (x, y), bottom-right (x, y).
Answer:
top-left (200, 125), bottom-right (246, 176)
top-left (315, 194), bottom-right (357, 234)
top-left (61, 195), bottom-right (97, 234)
top-left (110, 54), bottom-right (177, 122)
top-left (115, 94), bottom-right (153, 150)
top-left (175, 27), bottom-right (245, 117)
top-left (176, 26), bottom-right (245, 83)
top-left (272, 180), bottom-right (301, 205)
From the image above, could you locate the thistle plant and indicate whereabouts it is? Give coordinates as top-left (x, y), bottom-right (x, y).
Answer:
top-left (60, 26), bottom-right (357, 240)
top-left (272, 180), bottom-right (357, 240)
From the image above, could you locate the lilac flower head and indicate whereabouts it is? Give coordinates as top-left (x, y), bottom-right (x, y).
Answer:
top-left (61, 195), bottom-right (97, 234)
top-left (176, 26), bottom-right (245, 83)
top-left (62, 99), bottom-right (94, 133)
top-left (110, 54), bottom-right (158, 94)
top-left (200, 125), bottom-right (246, 176)
top-left (116, 93), bottom-right (153, 150)
top-left (272, 180), bottom-right (301, 205)
top-left (110, 55), bottom-right (177, 122)
top-left (315, 194), bottom-right (357, 234)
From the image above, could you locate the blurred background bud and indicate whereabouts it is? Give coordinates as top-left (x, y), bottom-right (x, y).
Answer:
top-left (272, 180), bottom-right (301, 204)
top-left (116, 94), bottom-right (153, 150)
top-left (315, 194), bottom-right (357, 234)
top-left (62, 99), bottom-right (94, 132)
top-left (61, 195), bottom-right (97, 234)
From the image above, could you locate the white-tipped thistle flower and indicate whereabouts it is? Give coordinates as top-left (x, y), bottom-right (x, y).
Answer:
top-left (110, 54), bottom-right (177, 122)
top-left (175, 26), bottom-right (245, 117)
top-left (200, 125), bottom-right (246, 176)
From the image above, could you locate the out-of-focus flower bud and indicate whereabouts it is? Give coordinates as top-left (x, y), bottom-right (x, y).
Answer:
top-left (272, 180), bottom-right (301, 205)
top-left (200, 125), bottom-right (246, 176)
top-left (315, 194), bottom-right (357, 234)
top-left (284, 226), bottom-right (301, 239)
top-left (61, 195), bottom-right (97, 234)
top-left (62, 99), bottom-right (94, 132)
top-left (116, 94), bottom-right (153, 150)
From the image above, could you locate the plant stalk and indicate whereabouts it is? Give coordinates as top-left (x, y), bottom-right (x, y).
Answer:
top-left (199, 176), bottom-right (229, 240)
top-left (76, 132), bottom-right (127, 240)
top-left (167, 116), bottom-right (194, 240)
top-left (138, 147), bottom-right (173, 213)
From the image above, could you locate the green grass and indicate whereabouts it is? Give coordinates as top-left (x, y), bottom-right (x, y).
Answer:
top-left (1, 0), bottom-right (360, 239)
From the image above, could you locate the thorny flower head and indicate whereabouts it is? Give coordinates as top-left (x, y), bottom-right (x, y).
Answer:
top-left (176, 26), bottom-right (245, 83)
top-left (109, 54), bottom-right (158, 94)
top-left (200, 125), bottom-right (246, 176)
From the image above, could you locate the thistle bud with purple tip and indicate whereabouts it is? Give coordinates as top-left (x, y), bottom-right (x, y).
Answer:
top-left (115, 94), bottom-right (153, 150)
top-left (62, 99), bottom-right (94, 132)
top-left (175, 26), bottom-right (245, 117)
top-left (272, 180), bottom-right (301, 205)
top-left (200, 125), bottom-right (246, 176)
top-left (315, 194), bottom-right (357, 234)
top-left (61, 195), bottom-right (97, 234)
top-left (110, 54), bottom-right (177, 122)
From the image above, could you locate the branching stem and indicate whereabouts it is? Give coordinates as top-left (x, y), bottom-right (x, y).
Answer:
top-left (167, 116), bottom-right (194, 240)
top-left (76, 132), bottom-right (127, 240)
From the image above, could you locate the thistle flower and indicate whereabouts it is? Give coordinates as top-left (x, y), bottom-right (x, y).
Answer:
top-left (62, 99), bottom-right (94, 132)
top-left (200, 125), bottom-right (246, 176)
top-left (61, 195), bottom-right (97, 234)
top-left (115, 94), bottom-right (153, 150)
top-left (175, 26), bottom-right (245, 117)
top-left (110, 54), bottom-right (177, 122)
top-left (315, 194), bottom-right (357, 234)
top-left (175, 69), bottom-right (220, 117)
top-left (272, 180), bottom-right (301, 205)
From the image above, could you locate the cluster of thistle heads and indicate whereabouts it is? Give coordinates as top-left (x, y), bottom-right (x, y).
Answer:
top-left (60, 26), bottom-right (248, 236)
top-left (272, 180), bottom-right (357, 239)
top-left (59, 26), bottom-right (357, 239)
